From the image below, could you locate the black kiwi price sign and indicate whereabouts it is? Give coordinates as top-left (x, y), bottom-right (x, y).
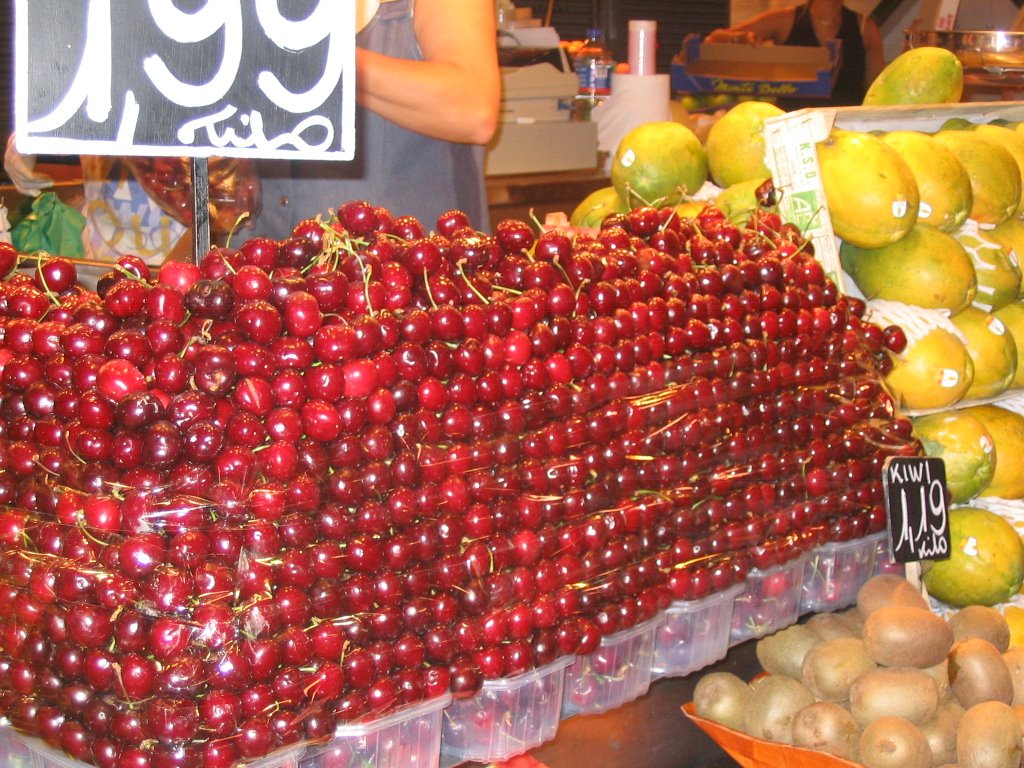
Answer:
top-left (14, 0), bottom-right (355, 161)
top-left (882, 456), bottom-right (951, 564)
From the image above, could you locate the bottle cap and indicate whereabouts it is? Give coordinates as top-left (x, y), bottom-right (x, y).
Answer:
top-left (628, 20), bottom-right (657, 33)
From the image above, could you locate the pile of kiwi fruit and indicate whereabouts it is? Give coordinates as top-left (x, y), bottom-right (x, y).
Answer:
top-left (692, 573), bottom-right (1024, 768)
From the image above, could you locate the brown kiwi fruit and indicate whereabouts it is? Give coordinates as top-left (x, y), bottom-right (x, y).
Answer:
top-left (791, 701), bottom-right (860, 760)
top-left (858, 715), bottom-right (932, 768)
top-left (950, 605), bottom-right (1011, 652)
top-left (850, 667), bottom-right (940, 726)
top-left (755, 623), bottom-right (821, 680)
top-left (956, 700), bottom-right (1022, 768)
top-left (949, 638), bottom-right (1014, 708)
top-left (744, 675), bottom-right (816, 744)
top-left (801, 636), bottom-right (877, 702)
top-left (856, 574), bottom-right (928, 620)
top-left (862, 605), bottom-right (953, 668)
top-left (1003, 646), bottom-right (1024, 707)
top-left (693, 671), bottom-right (752, 731)
top-left (919, 699), bottom-right (965, 766)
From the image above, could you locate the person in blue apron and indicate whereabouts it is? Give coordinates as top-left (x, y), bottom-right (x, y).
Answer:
top-left (704, 0), bottom-right (885, 108)
top-left (253, 0), bottom-right (500, 237)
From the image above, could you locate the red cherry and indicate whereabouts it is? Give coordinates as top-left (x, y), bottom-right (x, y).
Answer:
top-left (0, 241), bottom-right (20, 276)
top-left (157, 259), bottom-right (200, 292)
top-left (35, 256), bottom-right (78, 293)
top-left (97, 358), bottom-right (147, 402)
top-left (882, 324), bottom-right (908, 354)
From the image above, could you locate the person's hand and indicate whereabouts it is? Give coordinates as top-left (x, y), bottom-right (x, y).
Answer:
top-left (705, 29), bottom-right (759, 45)
top-left (4, 135), bottom-right (53, 197)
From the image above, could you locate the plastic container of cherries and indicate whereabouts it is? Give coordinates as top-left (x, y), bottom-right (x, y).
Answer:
top-left (730, 553), bottom-right (810, 644)
top-left (799, 534), bottom-right (880, 615)
top-left (439, 656), bottom-right (573, 768)
top-left (0, 724), bottom-right (35, 768)
top-left (561, 615), bottom-right (665, 718)
top-left (301, 694), bottom-right (450, 768)
top-left (652, 583), bottom-right (745, 680)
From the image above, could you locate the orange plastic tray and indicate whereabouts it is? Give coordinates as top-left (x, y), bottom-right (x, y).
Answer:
top-left (682, 702), bottom-right (863, 768)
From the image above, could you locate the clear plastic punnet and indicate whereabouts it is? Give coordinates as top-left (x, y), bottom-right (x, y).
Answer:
top-left (302, 694), bottom-right (450, 768)
top-left (731, 553), bottom-right (811, 644)
top-left (652, 582), bottom-right (744, 679)
top-left (800, 535), bottom-right (880, 615)
top-left (440, 656), bottom-right (572, 767)
top-left (562, 614), bottom-right (664, 717)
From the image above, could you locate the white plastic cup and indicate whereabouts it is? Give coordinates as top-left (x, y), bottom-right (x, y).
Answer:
top-left (628, 20), bottom-right (657, 76)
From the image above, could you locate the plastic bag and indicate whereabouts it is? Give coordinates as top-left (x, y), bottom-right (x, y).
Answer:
top-left (3, 134), bottom-right (54, 197)
top-left (80, 156), bottom-right (188, 265)
top-left (123, 156), bottom-right (263, 234)
top-left (0, 203), bottom-right (12, 244)
top-left (11, 191), bottom-right (86, 257)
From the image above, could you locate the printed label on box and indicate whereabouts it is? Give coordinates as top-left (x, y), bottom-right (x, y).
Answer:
top-left (916, 0), bottom-right (961, 31)
top-left (762, 108), bottom-right (846, 292)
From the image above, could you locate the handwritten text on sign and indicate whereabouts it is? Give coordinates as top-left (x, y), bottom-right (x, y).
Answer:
top-left (883, 457), bottom-right (950, 564)
top-left (15, 0), bottom-right (355, 160)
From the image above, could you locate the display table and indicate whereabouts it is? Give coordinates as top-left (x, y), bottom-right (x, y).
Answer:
top-left (485, 168), bottom-right (609, 226)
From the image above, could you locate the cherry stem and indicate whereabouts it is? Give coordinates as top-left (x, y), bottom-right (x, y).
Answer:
top-left (625, 183), bottom-right (661, 209)
top-left (573, 278), bottom-right (590, 302)
top-left (550, 254), bottom-right (575, 292)
top-left (527, 208), bottom-right (544, 233)
top-left (224, 211), bottom-right (251, 250)
top-left (423, 268), bottom-right (439, 310)
top-left (657, 188), bottom-right (691, 232)
top-left (455, 259), bottom-right (490, 304)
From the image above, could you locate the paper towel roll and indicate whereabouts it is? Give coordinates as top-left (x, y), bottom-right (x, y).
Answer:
top-left (593, 73), bottom-right (673, 171)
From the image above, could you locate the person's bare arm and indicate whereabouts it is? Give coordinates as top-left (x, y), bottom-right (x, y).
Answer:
top-left (860, 15), bottom-right (885, 88)
top-left (355, 0), bottom-right (500, 145)
top-left (704, 7), bottom-right (797, 45)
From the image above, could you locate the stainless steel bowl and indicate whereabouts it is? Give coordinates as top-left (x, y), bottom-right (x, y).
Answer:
top-left (905, 29), bottom-right (1024, 85)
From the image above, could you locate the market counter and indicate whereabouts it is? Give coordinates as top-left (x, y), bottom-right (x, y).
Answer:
top-left (485, 168), bottom-right (609, 226)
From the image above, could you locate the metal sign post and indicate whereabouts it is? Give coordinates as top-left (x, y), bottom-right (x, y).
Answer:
top-left (191, 157), bottom-right (210, 265)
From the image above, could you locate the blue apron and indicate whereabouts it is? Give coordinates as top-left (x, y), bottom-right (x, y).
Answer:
top-left (254, 0), bottom-right (490, 237)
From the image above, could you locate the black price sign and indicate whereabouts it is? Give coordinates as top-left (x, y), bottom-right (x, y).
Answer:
top-left (883, 457), bottom-right (951, 564)
top-left (15, 0), bottom-right (355, 161)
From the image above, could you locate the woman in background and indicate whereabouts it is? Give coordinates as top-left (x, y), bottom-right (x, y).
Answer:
top-left (254, 0), bottom-right (501, 237)
top-left (705, 0), bottom-right (885, 107)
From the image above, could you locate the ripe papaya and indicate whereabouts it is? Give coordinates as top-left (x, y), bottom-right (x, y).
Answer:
top-left (863, 47), bottom-right (963, 106)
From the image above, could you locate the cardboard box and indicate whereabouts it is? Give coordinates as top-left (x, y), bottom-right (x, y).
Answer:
top-left (484, 120), bottom-right (598, 175)
top-left (670, 34), bottom-right (840, 100)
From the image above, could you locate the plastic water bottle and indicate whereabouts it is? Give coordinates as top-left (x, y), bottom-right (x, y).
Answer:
top-left (495, 0), bottom-right (514, 30)
top-left (572, 28), bottom-right (613, 121)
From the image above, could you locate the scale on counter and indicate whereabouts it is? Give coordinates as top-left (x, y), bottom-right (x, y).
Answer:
top-left (905, 1), bottom-right (1024, 90)
top-left (906, 29), bottom-right (1024, 87)
top-left (496, 27), bottom-right (578, 123)
top-left (486, 26), bottom-right (599, 176)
